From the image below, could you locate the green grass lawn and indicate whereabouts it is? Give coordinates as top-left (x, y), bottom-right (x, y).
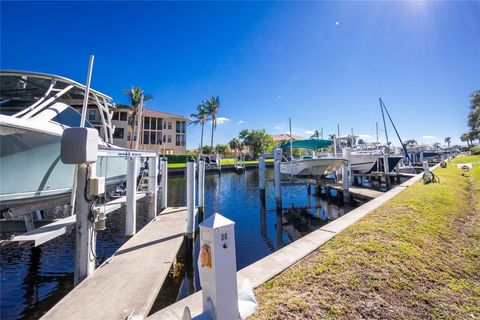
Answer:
top-left (251, 155), bottom-right (480, 319)
top-left (167, 158), bottom-right (273, 168)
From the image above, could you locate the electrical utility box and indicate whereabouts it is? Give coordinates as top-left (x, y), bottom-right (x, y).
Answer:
top-left (198, 213), bottom-right (238, 320)
top-left (60, 128), bottom-right (98, 164)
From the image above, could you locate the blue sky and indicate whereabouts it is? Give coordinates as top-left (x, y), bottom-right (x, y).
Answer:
top-left (1, 1), bottom-right (479, 148)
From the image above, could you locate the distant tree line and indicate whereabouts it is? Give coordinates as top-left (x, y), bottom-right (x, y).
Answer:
top-left (461, 91), bottom-right (480, 147)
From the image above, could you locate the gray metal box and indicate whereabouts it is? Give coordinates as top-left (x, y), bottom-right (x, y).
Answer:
top-left (61, 128), bottom-right (98, 164)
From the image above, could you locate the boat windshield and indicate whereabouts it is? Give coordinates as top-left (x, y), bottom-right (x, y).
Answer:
top-left (50, 107), bottom-right (93, 128)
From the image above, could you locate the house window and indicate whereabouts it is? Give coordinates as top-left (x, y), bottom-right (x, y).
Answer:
top-left (167, 135), bottom-right (172, 143)
top-left (163, 121), bottom-right (166, 129)
top-left (88, 110), bottom-right (96, 121)
top-left (150, 132), bottom-right (156, 145)
top-left (157, 133), bottom-right (162, 145)
top-left (182, 135), bottom-right (186, 146)
top-left (144, 117), bottom-right (150, 130)
top-left (143, 132), bottom-right (149, 145)
top-left (182, 121), bottom-right (186, 133)
top-left (168, 122), bottom-right (172, 130)
top-left (176, 121), bottom-right (180, 133)
top-left (176, 134), bottom-right (181, 146)
top-left (113, 128), bottom-right (124, 139)
top-left (151, 118), bottom-right (157, 130)
top-left (120, 112), bottom-right (127, 121)
top-left (163, 135), bottom-right (166, 143)
top-left (112, 112), bottom-right (119, 121)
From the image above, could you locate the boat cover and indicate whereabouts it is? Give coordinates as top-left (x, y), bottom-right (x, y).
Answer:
top-left (280, 139), bottom-right (333, 150)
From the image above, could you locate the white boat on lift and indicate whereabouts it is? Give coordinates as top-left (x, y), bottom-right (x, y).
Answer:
top-left (0, 70), bottom-right (128, 211)
top-left (279, 139), bottom-right (345, 177)
top-left (349, 152), bottom-right (383, 174)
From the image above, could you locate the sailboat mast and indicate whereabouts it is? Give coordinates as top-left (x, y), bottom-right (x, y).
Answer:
top-left (380, 99), bottom-right (411, 162)
top-left (380, 98), bottom-right (389, 146)
top-left (376, 122), bottom-right (379, 145)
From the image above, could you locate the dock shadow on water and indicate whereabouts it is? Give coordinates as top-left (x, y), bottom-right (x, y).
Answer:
top-left (1, 168), bottom-right (355, 319)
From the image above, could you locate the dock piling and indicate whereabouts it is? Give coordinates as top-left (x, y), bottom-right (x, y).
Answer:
top-left (147, 155), bottom-right (158, 220)
top-left (186, 159), bottom-right (196, 238)
top-left (342, 162), bottom-right (350, 203)
top-left (258, 156), bottom-right (266, 199)
top-left (198, 158), bottom-right (205, 222)
top-left (160, 158), bottom-right (168, 210)
top-left (274, 158), bottom-right (282, 208)
top-left (126, 158), bottom-right (138, 236)
top-left (74, 164), bottom-right (96, 285)
top-left (383, 153), bottom-right (390, 190)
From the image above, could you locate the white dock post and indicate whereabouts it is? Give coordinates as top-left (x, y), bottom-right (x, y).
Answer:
top-left (126, 157), bottom-right (138, 236)
top-left (342, 148), bottom-right (352, 186)
top-left (274, 149), bottom-right (282, 208)
top-left (186, 158), bottom-right (196, 238)
top-left (198, 158), bottom-right (205, 222)
top-left (341, 161), bottom-right (350, 203)
top-left (420, 151), bottom-right (424, 164)
top-left (197, 213), bottom-right (257, 320)
top-left (147, 155), bottom-right (159, 220)
top-left (160, 157), bottom-right (168, 209)
top-left (258, 156), bottom-right (266, 198)
top-left (74, 164), bottom-right (96, 285)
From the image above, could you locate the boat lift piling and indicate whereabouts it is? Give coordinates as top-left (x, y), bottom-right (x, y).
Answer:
top-left (126, 157), bottom-right (138, 236)
top-left (274, 149), bottom-right (282, 209)
top-left (186, 158), bottom-right (196, 238)
top-left (160, 158), bottom-right (168, 209)
top-left (147, 155), bottom-right (159, 220)
top-left (258, 156), bottom-right (266, 200)
top-left (198, 158), bottom-right (205, 222)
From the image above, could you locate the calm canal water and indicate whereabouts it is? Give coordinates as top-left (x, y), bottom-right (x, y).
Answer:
top-left (1, 168), bottom-right (356, 319)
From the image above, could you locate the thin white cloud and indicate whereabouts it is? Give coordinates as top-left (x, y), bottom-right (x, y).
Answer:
top-left (273, 125), bottom-right (283, 130)
top-left (237, 120), bottom-right (245, 124)
top-left (422, 135), bottom-right (436, 139)
top-left (305, 130), bottom-right (315, 135)
top-left (216, 117), bottom-right (231, 125)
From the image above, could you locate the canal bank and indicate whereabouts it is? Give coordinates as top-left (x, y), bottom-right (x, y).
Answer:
top-left (250, 155), bottom-right (480, 319)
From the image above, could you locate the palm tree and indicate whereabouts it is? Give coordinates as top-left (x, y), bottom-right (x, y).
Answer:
top-left (124, 87), bottom-right (152, 148)
top-left (444, 137), bottom-right (451, 148)
top-left (404, 139), bottom-right (417, 147)
top-left (310, 130), bottom-right (320, 140)
top-left (229, 138), bottom-right (243, 156)
top-left (189, 104), bottom-right (210, 154)
top-left (328, 134), bottom-right (336, 140)
top-left (203, 96), bottom-right (220, 151)
top-left (433, 142), bottom-right (441, 149)
top-left (460, 133), bottom-right (471, 147)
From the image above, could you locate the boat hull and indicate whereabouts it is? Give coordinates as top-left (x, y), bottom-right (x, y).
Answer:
top-left (0, 124), bottom-right (127, 210)
top-left (349, 154), bottom-right (382, 173)
top-left (280, 158), bottom-right (344, 177)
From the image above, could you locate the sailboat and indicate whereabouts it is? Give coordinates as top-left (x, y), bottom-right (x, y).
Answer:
top-left (0, 70), bottom-right (128, 211)
top-left (279, 139), bottom-right (345, 177)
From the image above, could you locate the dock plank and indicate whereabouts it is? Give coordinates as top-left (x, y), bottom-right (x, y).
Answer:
top-left (42, 207), bottom-right (187, 320)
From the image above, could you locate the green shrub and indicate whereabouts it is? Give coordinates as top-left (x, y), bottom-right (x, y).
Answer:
top-left (471, 146), bottom-right (480, 155)
top-left (165, 155), bottom-right (196, 164)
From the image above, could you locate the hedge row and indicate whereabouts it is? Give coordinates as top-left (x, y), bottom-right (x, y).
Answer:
top-left (165, 155), bottom-right (194, 164)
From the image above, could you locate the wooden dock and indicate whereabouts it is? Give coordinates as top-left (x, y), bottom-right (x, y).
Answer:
top-left (42, 206), bottom-right (187, 320)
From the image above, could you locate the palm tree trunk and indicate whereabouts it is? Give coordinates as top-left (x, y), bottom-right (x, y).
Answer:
top-left (200, 124), bottom-right (204, 154)
top-left (210, 122), bottom-right (214, 151)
